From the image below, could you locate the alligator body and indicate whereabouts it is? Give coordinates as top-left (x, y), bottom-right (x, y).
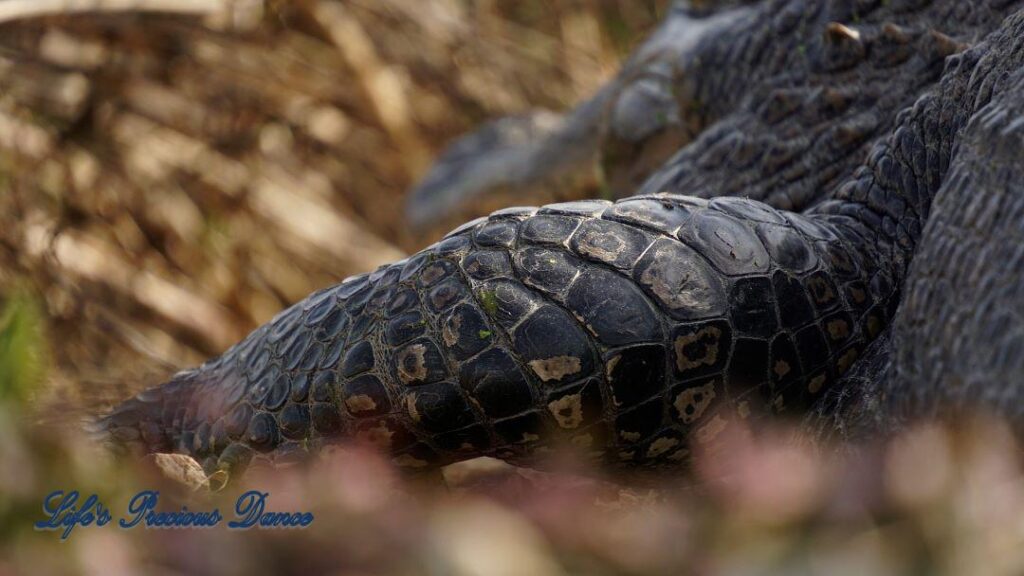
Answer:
top-left (103, 0), bottom-right (1024, 475)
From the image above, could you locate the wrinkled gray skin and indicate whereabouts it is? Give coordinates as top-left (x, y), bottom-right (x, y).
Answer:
top-left (103, 0), bottom-right (1024, 476)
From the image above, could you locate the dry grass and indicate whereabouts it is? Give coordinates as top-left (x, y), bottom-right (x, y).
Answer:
top-left (0, 0), bottom-right (665, 417)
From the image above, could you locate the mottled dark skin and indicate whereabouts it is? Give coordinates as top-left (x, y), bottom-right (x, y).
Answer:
top-left (103, 1), bottom-right (1024, 476)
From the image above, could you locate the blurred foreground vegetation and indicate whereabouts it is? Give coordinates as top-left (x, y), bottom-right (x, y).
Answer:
top-left (1, 2), bottom-right (1023, 575)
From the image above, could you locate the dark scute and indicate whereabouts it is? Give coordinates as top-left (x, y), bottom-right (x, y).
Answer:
top-left (248, 366), bottom-right (275, 405)
top-left (547, 377), bottom-right (604, 429)
top-left (462, 250), bottom-right (513, 280)
top-left (313, 307), bottom-right (348, 342)
top-left (805, 270), bottom-right (841, 312)
top-left (427, 276), bottom-right (471, 312)
top-left (773, 271), bottom-right (818, 330)
top-left (512, 305), bottom-right (595, 384)
top-left (614, 397), bottom-right (665, 443)
top-left (297, 342), bottom-right (325, 371)
top-left (569, 218), bottom-right (653, 270)
top-left (264, 374), bottom-right (290, 411)
top-left (459, 348), bottom-right (534, 419)
top-left (602, 197), bottom-right (694, 234)
top-left (440, 303), bottom-right (492, 361)
top-left (520, 215), bottom-right (581, 245)
top-left (318, 337), bottom-right (346, 370)
top-left (408, 383), bottom-right (475, 433)
top-left (246, 413), bottom-right (280, 452)
top-left (795, 324), bottom-right (831, 373)
top-left (342, 374), bottom-right (391, 417)
top-left (476, 280), bottom-right (544, 330)
top-left (605, 344), bottom-right (667, 408)
top-left (281, 330), bottom-right (313, 371)
top-left (729, 276), bottom-right (780, 338)
top-left (394, 339), bottom-right (449, 385)
top-left (684, 210), bottom-right (770, 275)
top-left (633, 238), bottom-right (727, 321)
top-left (311, 370), bottom-right (337, 403)
top-left (341, 341), bottom-right (376, 377)
top-left (756, 223), bottom-right (817, 273)
top-left (565, 268), bottom-right (663, 346)
top-left (289, 373), bottom-right (311, 402)
top-left (710, 197), bottom-right (787, 224)
top-left (417, 260), bottom-right (457, 288)
top-left (514, 246), bottom-right (581, 296)
top-left (727, 338), bottom-right (771, 397)
top-left (387, 289), bottom-right (420, 315)
top-left (225, 403), bottom-right (254, 438)
top-left (386, 311), bottom-right (428, 346)
top-left (493, 411), bottom-right (548, 446)
top-left (434, 425), bottom-right (492, 453)
top-left (770, 332), bottom-right (803, 389)
top-left (537, 199), bottom-right (611, 217)
top-left (304, 293), bottom-right (337, 326)
top-left (473, 220), bottom-right (518, 248)
top-left (310, 402), bottom-right (342, 435)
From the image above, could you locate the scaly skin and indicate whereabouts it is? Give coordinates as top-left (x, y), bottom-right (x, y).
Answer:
top-left (410, 0), bottom-right (1024, 222)
top-left (103, 4), bottom-right (1024, 475)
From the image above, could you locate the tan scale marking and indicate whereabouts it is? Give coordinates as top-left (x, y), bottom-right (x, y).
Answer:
top-left (738, 401), bottom-right (751, 419)
top-left (773, 395), bottom-right (786, 411)
top-left (520, 432), bottom-right (540, 443)
top-left (605, 355), bottom-right (622, 379)
top-left (359, 423), bottom-right (394, 450)
top-left (397, 344), bottom-right (428, 384)
top-left (867, 315), bottom-right (882, 338)
top-left (420, 264), bottom-right (445, 285)
top-left (808, 374), bottom-right (827, 394)
top-left (345, 394), bottom-right (377, 414)
top-left (773, 359), bottom-right (791, 379)
top-left (809, 277), bottom-right (836, 304)
top-left (405, 394), bottom-right (421, 423)
top-left (547, 393), bottom-right (584, 429)
top-left (674, 326), bottom-right (722, 372)
top-left (647, 436), bottom-right (680, 458)
top-left (668, 449), bottom-right (690, 462)
top-left (837, 348), bottom-right (859, 374)
top-left (442, 314), bottom-right (461, 347)
top-left (850, 286), bottom-right (867, 304)
top-left (619, 430), bottom-right (641, 442)
top-left (576, 230), bottom-right (626, 264)
top-left (696, 415), bottom-right (728, 444)
top-left (673, 380), bottom-right (717, 424)
top-left (618, 450), bottom-right (636, 461)
top-left (393, 454), bottom-right (430, 469)
top-left (529, 356), bottom-right (582, 382)
top-left (639, 262), bottom-right (711, 310)
top-left (571, 433), bottom-right (593, 448)
top-left (827, 319), bottom-right (850, 340)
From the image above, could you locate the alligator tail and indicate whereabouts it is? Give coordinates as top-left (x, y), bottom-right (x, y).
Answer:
top-left (93, 370), bottom-right (205, 456)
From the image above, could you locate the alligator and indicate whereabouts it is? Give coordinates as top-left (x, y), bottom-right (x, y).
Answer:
top-left (101, 0), bottom-right (1024, 477)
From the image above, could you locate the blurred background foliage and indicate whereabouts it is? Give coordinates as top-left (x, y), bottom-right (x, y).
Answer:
top-left (1, 2), bottom-right (1024, 575)
top-left (0, 0), bottom-right (667, 420)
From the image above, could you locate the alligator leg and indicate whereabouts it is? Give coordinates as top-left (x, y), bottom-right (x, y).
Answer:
top-left (100, 8), bottom-right (1024, 476)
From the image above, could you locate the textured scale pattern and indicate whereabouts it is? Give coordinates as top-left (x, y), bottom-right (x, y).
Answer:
top-left (106, 194), bottom-right (892, 474)
top-left (637, 0), bottom-right (1021, 212)
top-left (101, 1), bottom-right (1024, 475)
